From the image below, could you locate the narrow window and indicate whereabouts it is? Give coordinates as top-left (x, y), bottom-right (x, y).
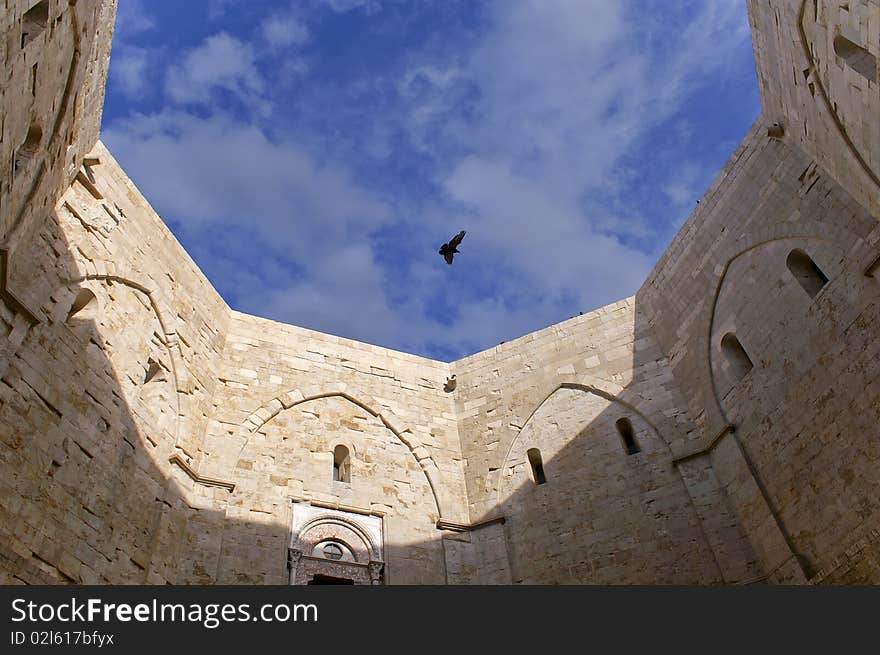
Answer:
top-left (66, 288), bottom-right (97, 322)
top-left (721, 333), bottom-right (753, 380)
top-left (833, 35), bottom-right (877, 82)
top-left (21, 1), bottom-right (50, 48)
top-left (14, 123), bottom-right (42, 173)
top-left (333, 445), bottom-right (350, 483)
top-left (786, 249), bottom-right (828, 299)
top-left (616, 418), bottom-right (640, 455)
top-left (527, 448), bottom-right (546, 485)
top-left (143, 357), bottom-right (165, 384)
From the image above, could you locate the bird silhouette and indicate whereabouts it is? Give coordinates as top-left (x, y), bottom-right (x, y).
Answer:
top-left (439, 230), bottom-right (466, 265)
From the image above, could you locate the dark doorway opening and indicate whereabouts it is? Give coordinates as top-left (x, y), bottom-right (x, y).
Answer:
top-left (307, 574), bottom-right (355, 585)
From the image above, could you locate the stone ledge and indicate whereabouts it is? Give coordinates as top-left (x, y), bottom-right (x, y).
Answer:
top-left (169, 454), bottom-right (235, 491)
top-left (437, 516), bottom-right (506, 533)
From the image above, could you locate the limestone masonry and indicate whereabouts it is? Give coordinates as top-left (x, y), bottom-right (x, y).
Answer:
top-left (1, 0), bottom-right (878, 585)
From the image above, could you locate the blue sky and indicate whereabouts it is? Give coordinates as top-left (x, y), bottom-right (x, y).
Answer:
top-left (102, 0), bottom-right (760, 361)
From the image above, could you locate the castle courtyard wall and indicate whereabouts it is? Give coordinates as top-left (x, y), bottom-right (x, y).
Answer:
top-left (0, 0), bottom-right (878, 585)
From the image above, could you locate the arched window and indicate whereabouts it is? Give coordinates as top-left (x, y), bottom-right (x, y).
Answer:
top-left (322, 543), bottom-right (344, 560)
top-left (833, 35), bottom-right (877, 82)
top-left (333, 445), bottom-right (350, 483)
top-left (721, 333), bottom-right (753, 381)
top-left (527, 448), bottom-right (546, 485)
top-left (14, 123), bottom-right (42, 173)
top-left (616, 418), bottom-right (640, 455)
top-left (143, 357), bottom-right (165, 384)
top-left (21, 1), bottom-right (49, 49)
top-left (786, 249), bottom-right (828, 299)
top-left (66, 288), bottom-right (97, 322)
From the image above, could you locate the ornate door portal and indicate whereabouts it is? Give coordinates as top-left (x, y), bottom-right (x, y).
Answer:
top-left (288, 502), bottom-right (385, 585)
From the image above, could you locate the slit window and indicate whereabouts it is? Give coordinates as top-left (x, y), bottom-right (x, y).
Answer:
top-left (143, 357), bottom-right (165, 384)
top-left (66, 288), bottom-right (97, 322)
top-left (616, 418), bottom-right (640, 455)
top-left (14, 123), bottom-right (42, 173)
top-left (833, 35), bottom-right (877, 82)
top-left (786, 249), bottom-right (828, 299)
top-left (527, 448), bottom-right (546, 485)
top-left (721, 333), bottom-right (753, 380)
top-left (21, 1), bottom-right (50, 49)
top-left (333, 445), bottom-right (350, 483)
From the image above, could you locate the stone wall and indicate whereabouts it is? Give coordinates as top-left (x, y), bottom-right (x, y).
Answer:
top-left (2, 0), bottom-right (116, 265)
top-left (450, 298), bottom-right (757, 583)
top-left (637, 122), bottom-right (880, 581)
top-left (749, 0), bottom-right (880, 217)
top-left (1, 0), bottom-right (878, 586)
top-left (199, 311), bottom-right (467, 584)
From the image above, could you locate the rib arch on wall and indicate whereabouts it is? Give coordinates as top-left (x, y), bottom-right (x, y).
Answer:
top-left (494, 375), bottom-right (678, 508)
top-left (51, 273), bottom-right (189, 455)
top-left (703, 233), bottom-right (850, 426)
top-left (237, 386), bottom-right (447, 518)
top-left (690, 219), bottom-right (863, 439)
top-left (797, 0), bottom-right (880, 191)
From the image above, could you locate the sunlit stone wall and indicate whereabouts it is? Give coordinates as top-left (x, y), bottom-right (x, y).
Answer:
top-left (1, 0), bottom-right (878, 586)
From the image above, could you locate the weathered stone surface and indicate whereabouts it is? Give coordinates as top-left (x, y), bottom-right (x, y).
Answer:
top-left (0, 0), bottom-right (877, 585)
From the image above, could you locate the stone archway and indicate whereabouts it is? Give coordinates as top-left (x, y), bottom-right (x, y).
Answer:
top-left (288, 502), bottom-right (385, 585)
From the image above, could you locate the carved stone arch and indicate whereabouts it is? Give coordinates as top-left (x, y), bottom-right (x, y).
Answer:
top-left (797, 0), bottom-right (880, 191)
top-left (236, 385), bottom-right (448, 518)
top-left (691, 222), bottom-right (864, 438)
top-left (6, 3), bottom-right (84, 246)
top-left (495, 376), bottom-right (680, 508)
top-left (499, 371), bottom-right (681, 456)
top-left (49, 273), bottom-right (190, 456)
top-left (295, 514), bottom-right (381, 563)
top-left (289, 503), bottom-right (385, 585)
top-left (705, 231), bottom-right (852, 422)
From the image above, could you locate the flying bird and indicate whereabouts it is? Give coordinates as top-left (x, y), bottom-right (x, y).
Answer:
top-left (439, 230), bottom-right (466, 265)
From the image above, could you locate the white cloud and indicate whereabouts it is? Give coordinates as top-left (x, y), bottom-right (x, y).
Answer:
top-left (103, 108), bottom-right (405, 345)
top-left (443, 157), bottom-right (654, 312)
top-left (281, 57), bottom-right (310, 78)
top-left (165, 33), bottom-right (265, 107)
top-left (319, 0), bottom-right (381, 13)
top-left (115, 0), bottom-right (155, 37)
top-left (103, 111), bottom-right (388, 238)
top-left (261, 15), bottom-right (310, 49)
top-left (104, 0), bottom-right (756, 358)
top-left (248, 243), bottom-right (402, 346)
top-left (110, 47), bottom-right (150, 98)
top-left (389, 0), bottom-right (752, 288)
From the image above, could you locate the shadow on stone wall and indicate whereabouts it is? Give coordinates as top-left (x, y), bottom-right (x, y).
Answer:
top-left (458, 303), bottom-right (761, 584)
top-left (4, 158), bottom-right (880, 585)
top-left (0, 201), bottom-right (293, 584)
top-left (0, 215), bottom-right (735, 585)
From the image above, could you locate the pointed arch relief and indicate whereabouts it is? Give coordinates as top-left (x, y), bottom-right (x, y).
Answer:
top-left (487, 379), bottom-right (724, 584)
top-left (43, 274), bottom-right (189, 460)
top-left (691, 222), bottom-right (861, 438)
top-left (237, 387), bottom-right (448, 518)
top-left (707, 236), bottom-right (846, 420)
top-left (495, 379), bottom-right (674, 508)
top-left (798, 0), bottom-right (880, 191)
